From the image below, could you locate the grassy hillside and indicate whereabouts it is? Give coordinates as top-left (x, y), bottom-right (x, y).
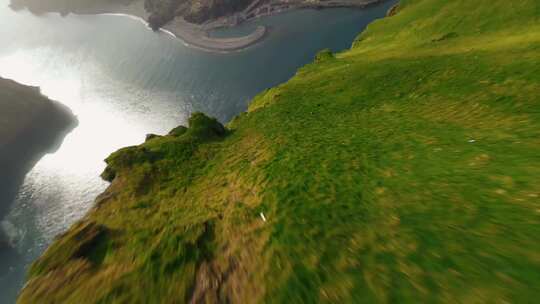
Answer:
top-left (18, 0), bottom-right (540, 303)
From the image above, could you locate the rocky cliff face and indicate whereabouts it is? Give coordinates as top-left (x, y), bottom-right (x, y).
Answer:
top-left (10, 0), bottom-right (257, 29)
top-left (181, 0), bottom-right (254, 24)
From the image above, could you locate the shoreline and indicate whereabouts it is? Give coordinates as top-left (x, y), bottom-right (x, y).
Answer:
top-left (98, 12), bottom-right (268, 53)
top-left (162, 19), bottom-right (267, 53)
top-left (57, 0), bottom-right (387, 53)
top-left (87, 1), bottom-right (268, 53)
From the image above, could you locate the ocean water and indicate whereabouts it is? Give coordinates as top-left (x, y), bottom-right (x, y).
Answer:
top-left (0, 0), bottom-right (396, 302)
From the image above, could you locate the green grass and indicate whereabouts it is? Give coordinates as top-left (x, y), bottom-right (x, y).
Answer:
top-left (18, 0), bottom-right (540, 303)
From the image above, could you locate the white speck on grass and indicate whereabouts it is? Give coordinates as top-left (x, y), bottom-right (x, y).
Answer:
top-left (468, 139), bottom-right (476, 143)
top-left (260, 212), bottom-right (267, 222)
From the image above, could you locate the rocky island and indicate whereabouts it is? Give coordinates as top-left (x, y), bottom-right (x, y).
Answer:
top-left (16, 0), bottom-right (540, 302)
top-left (10, 0), bottom-right (386, 51)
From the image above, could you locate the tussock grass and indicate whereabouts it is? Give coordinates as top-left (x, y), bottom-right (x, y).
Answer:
top-left (18, 0), bottom-right (540, 303)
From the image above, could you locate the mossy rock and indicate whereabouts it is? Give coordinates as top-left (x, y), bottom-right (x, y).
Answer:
top-left (101, 113), bottom-right (226, 182)
top-left (187, 112), bottom-right (226, 140)
top-left (314, 49), bottom-right (335, 63)
top-left (101, 146), bottom-right (159, 182)
top-left (168, 125), bottom-right (188, 137)
top-left (167, 113), bottom-right (226, 139)
top-left (145, 133), bottom-right (161, 142)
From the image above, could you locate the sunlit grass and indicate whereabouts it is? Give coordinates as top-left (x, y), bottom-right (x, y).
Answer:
top-left (18, 0), bottom-right (540, 303)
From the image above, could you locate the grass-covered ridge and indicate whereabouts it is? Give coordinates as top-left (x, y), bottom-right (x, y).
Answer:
top-left (18, 0), bottom-right (540, 302)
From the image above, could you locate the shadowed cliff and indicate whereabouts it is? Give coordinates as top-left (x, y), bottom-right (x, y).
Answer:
top-left (0, 77), bottom-right (77, 301)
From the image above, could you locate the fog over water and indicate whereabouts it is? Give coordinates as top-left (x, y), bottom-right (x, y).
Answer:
top-left (0, 0), bottom-right (395, 301)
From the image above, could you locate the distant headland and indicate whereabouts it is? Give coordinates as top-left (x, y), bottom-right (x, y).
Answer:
top-left (9, 0), bottom-right (387, 52)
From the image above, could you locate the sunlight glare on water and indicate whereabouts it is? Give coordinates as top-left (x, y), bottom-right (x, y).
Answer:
top-left (0, 48), bottom-right (153, 244)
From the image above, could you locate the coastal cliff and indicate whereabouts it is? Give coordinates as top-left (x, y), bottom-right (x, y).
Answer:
top-left (0, 77), bottom-right (76, 176)
top-left (0, 77), bottom-right (76, 282)
top-left (17, 0), bottom-right (540, 303)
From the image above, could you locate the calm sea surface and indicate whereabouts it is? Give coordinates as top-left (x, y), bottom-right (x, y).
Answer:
top-left (0, 0), bottom-right (395, 301)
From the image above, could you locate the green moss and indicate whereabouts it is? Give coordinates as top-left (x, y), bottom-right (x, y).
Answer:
top-left (167, 125), bottom-right (188, 137)
top-left (100, 112), bottom-right (227, 183)
top-left (145, 133), bottom-right (161, 142)
top-left (185, 112), bottom-right (227, 140)
top-left (314, 48), bottom-right (335, 63)
top-left (18, 1), bottom-right (540, 303)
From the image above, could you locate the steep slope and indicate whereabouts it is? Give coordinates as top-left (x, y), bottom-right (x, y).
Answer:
top-left (18, 0), bottom-right (540, 303)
